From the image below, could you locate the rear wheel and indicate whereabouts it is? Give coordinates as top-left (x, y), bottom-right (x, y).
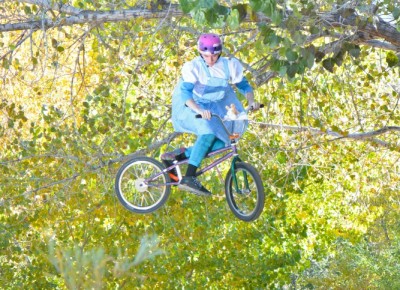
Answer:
top-left (115, 156), bottom-right (171, 213)
top-left (225, 162), bottom-right (265, 222)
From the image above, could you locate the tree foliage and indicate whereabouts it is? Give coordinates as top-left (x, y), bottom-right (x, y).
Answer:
top-left (1, 0), bottom-right (399, 288)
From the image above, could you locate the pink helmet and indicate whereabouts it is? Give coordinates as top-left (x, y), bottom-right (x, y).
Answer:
top-left (198, 33), bottom-right (222, 55)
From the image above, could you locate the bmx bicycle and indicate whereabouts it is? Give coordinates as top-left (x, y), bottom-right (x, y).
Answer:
top-left (114, 109), bottom-right (265, 222)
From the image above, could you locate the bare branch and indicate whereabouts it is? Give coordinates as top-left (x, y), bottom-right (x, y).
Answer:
top-left (319, 7), bottom-right (400, 48)
top-left (0, 5), bottom-right (183, 32)
top-left (252, 121), bottom-right (400, 151)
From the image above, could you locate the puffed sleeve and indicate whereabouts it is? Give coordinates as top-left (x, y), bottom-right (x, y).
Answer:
top-left (181, 60), bottom-right (198, 84)
top-left (179, 60), bottom-right (198, 102)
top-left (228, 58), bottom-right (253, 94)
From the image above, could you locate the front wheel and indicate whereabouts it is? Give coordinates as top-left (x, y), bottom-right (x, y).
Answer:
top-left (225, 162), bottom-right (265, 222)
top-left (115, 156), bottom-right (171, 213)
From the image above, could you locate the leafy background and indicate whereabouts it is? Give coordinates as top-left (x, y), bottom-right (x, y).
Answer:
top-left (1, 0), bottom-right (399, 288)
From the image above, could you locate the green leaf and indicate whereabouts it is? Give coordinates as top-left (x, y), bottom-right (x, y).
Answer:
top-left (24, 5), bottom-right (32, 15)
top-left (331, 125), bottom-right (341, 132)
top-left (287, 64), bottom-right (298, 78)
top-left (386, 51), bottom-right (399, 67)
top-left (249, 0), bottom-right (263, 12)
top-left (276, 151), bottom-right (287, 164)
top-left (315, 51), bottom-right (325, 63)
top-left (285, 50), bottom-right (298, 62)
top-left (131, 25), bottom-right (141, 33)
top-left (271, 10), bottom-right (282, 25)
top-left (51, 38), bottom-right (58, 48)
top-left (349, 46), bottom-right (361, 58)
top-left (334, 51), bottom-right (345, 67)
top-left (303, 47), bottom-right (315, 68)
top-left (310, 25), bottom-right (320, 34)
top-left (96, 55), bottom-right (107, 63)
top-left (392, 7), bottom-right (400, 20)
top-left (179, 0), bottom-right (196, 13)
top-left (286, 15), bottom-right (299, 31)
top-left (2, 58), bottom-right (10, 69)
top-left (261, 27), bottom-right (282, 47)
top-left (278, 65), bottom-right (287, 76)
top-left (227, 9), bottom-right (240, 29)
top-left (322, 58), bottom-right (335, 72)
top-left (270, 58), bottom-right (286, 72)
top-left (292, 31), bottom-right (304, 45)
top-left (232, 4), bottom-right (248, 21)
top-left (192, 9), bottom-right (206, 24)
top-left (199, 0), bottom-right (215, 9)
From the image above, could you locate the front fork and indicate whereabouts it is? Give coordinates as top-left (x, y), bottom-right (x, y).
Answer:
top-left (231, 156), bottom-right (249, 194)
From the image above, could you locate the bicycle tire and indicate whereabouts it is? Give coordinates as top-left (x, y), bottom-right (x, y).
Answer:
top-left (225, 162), bottom-right (265, 222)
top-left (115, 156), bottom-right (171, 213)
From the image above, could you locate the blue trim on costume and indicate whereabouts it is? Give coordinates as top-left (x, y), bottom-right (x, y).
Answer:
top-left (181, 82), bottom-right (195, 102)
top-left (235, 77), bottom-right (253, 95)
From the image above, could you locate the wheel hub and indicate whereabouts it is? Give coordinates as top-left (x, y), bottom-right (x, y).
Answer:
top-left (135, 178), bottom-right (148, 192)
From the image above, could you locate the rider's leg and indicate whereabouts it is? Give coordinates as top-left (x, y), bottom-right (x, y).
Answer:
top-left (184, 137), bottom-right (225, 158)
top-left (180, 134), bottom-right (216, 195)
top-left (161, 147), bottom-right (187, 161)
top-left (186, 134), bottom-right (216, 170)
top-left (160, 147), bottom-right (187, 181)
top-left (209, 138), bottom-right (225, 152)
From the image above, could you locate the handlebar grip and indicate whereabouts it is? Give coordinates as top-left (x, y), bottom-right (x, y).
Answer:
top-left (249, 104), bottom-right (265, 111)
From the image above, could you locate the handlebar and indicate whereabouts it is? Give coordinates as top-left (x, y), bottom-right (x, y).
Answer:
top-left (194, 104), bottom-right (264, 140)
top-left (195, 104), bottom-right (264, 119)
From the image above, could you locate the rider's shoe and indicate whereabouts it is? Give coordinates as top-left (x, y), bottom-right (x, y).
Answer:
top-left (179, 176), bottom-right (211, 196)
top-left (161, 147), bottom-right (186, 181)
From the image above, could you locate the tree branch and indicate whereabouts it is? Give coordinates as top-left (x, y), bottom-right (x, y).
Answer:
top-left (0, 4), bottom-right (184, 32)
top-left (320, 7), bottom-right (400, 47)
top-left (252, 121), bottom-right (400, 151)
top-left (5, 123), bottom-right (397, 199)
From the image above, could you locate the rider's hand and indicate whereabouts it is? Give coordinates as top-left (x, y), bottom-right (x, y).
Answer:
top-left (200, 110), bottom-right (212, 120)
top-left (248, 102), bottom-right (261, 111)
top-left (245, 92), bottom-right (260, 111)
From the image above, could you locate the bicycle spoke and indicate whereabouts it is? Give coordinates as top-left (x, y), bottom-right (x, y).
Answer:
top-left (225, 162), bottom-right (264, 222)
top-left (115, 157), bottom-right (171, 213)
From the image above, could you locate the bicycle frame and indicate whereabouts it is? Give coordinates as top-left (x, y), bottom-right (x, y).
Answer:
top-left (143, 112), bottom-right (257, 192)
top-left (142, 141), bottom-right (249, 195)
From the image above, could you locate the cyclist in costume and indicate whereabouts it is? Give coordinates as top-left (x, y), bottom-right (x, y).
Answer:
top-left (162, 33), bottom-right (260, 196)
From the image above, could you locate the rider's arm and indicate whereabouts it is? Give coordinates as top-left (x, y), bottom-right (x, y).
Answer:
top-left (185, 99), bottom-right (211, 119)
top-left (228, 58), bottom-right (260, 109)
top-left (181, 82), bottom-right (211, 120)
top-left (235, 77), bottom-right (260, 110)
